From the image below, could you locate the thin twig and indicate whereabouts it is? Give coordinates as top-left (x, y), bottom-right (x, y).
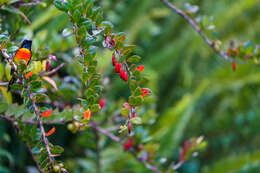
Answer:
top-left (12, 0), bottom-right (43, 7)
top-left (27, 85), bottom-right (55, 167)
top-left (160, 0), bottom-right (233, 62)
top-left (0, 82), bottom-right (8, 86)
top-left (13, 7), bottom-right (31, 25)
top-left (40, 63), bottom-right (65, 77)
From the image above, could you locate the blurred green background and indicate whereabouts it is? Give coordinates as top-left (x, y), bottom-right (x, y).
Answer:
top-left (1, 0), bottom-right (260, 172)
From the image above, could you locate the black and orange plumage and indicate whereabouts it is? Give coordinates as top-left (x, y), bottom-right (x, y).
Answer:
top-left (8, 39), bottom-right (32, 91)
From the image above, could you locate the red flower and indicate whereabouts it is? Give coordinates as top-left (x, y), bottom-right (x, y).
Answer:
top-left (25, 71), bottom-right (33, 79)
top-left (115, 63), bottom-right (122, 73)
top-left (46, 61), bottom-right (51, 71)
top-left (141, 88), bottom-right (149, 97)
top-left (123, 71), bottom-right (128, 82)
top-left (124, 137), bottom-right (133, 151)
top-left (132, 112), bottom-right (137, 118)
top-left (41, 110), bottom-right (52, 118)
top-left (136, 65), bottom-right (144, 72)
top-left (184, 140), bottom-right (189, 153)
top-left (112, 53), bottom-right (116, 66)
top-left (124, 102), bottom-right (131, 110)
top-left (99, 98), bottom-right (106, 109)
top-left (120, 68), bottom-right (124, 79)
top-left (128, 121), bottom-right (132, 134)
top-left (84, 109), bottom-right (92, 120)
top-left (232, 62), bottom-right (236, 71)
top-left (179, 148), bottom-right (185, 162)
top-left (46, 127), bottom-right (56, 136)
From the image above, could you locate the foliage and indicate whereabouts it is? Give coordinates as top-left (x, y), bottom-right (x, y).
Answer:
top-left (0, 0), bottom-right (259, 173)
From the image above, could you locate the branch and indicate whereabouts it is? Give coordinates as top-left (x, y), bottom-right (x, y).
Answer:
top-left (40, 63), bottom-right (65, 77)
top-left (160, 0), bottom-right (233, 62)
top-left (12, 0), bottom-right (43, 7)
top-left (0, 82), bottom-right (8, 86)
top-left (26, 85), bottom-right (55, 167)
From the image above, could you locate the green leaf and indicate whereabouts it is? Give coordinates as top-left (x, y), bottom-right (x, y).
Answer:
top-left (0, 63), bottom-right (4, 80)
top-left (134, 96), bottom-right (143, 106)
top-left (134, 87), bottom-right (143, 96)
top-left (10, 84), bottom-right (23, 91)
top-left (54, 0), bottom-right (68, 12)
top-left (90, 104), bottom-right (100, 113)
top-left (51, 145), bottom-right (64, 155)
top-left (73, 9), bottom-right (81, 23)
top-left (122, 45), bottom-right (136, 55)
top-left (128, 96), bottom-right (135, 106)
top-left (121, 108), bottom-right (130, 117)
top-left (131, 117), bottom-right (142, 124)
top-left (0, 103), bottom-right (8, 113)
top-left (127, 55), bottom-right (141, 63)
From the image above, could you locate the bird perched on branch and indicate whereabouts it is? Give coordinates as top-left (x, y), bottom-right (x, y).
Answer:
top-left (8, 39), bottom-right (32, 91)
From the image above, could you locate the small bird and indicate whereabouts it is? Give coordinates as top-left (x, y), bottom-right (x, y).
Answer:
top-left (8, 39), bottom-right (32, 91)
top-left (14, 39), bottom-right (32, 65)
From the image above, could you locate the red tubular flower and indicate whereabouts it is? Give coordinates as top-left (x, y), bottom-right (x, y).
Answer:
top-left (124, 137), bottom-right (133, 151)
top-left (41, 110), bottom-right (52, 118)
top-left (112, 53), bottom-right (116, 66)
top-left (25, 71), bottom-right (33, 79)
top-left (112, 39), bottom-right (116, 46)
top-left (46, 61), bottom-right (51, 71)
top-left (105, 35), bottom-right (110, 45)
top-left (141, 88), bottom-right (149, 97)
top-left (184, 140), bottom-right (189, 153)
top-left (136, 65), bottom-right (144, 72)
top-left (124, 102), bottom-right (131, 110)
top-left (128, 121), bottom-right (132, 134)
top-left (232, 62), bottom-right (236, 71)
top-left (123, 71), bottom-right (128, 82)
top-left (46, 127), bottom-right (56, 136)
top-left (115, 63), bottom-right (122, 73)
top-left (84, 109), bottom-right (92, 120)
top-left (99, 98), bottom-right (106, 109)
top-left (179, 149), bottom-right (185, 162)
top-left (120, 68), bottom-right (124, 79)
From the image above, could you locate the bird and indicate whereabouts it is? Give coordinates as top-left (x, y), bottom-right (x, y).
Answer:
top-left (14, 39), bottom-right (32, 65)
top-left (8, 39), bottom-right (32, 91)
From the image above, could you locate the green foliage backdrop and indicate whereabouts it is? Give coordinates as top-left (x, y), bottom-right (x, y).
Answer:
top-left (0, 0), bottom-right (260, 172)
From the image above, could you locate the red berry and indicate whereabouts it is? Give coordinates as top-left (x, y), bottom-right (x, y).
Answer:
top-left (123, 71), bottom-right (128, 82)
top-left (112, 53), bottom-right (116, 66)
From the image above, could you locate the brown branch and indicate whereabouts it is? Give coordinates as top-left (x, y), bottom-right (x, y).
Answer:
top-left (13, 7), bottom-right (31, 25)
top-left (27, 85), bottom-right (55, 167)
top-left (12, 0), bottom-right (43, 7)
top-left (40, 63), bottom-right (65, 77)
top-left (0, 82), bottom-right (8, 86)
top-left (160, 0), bottom-right (233, 62)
